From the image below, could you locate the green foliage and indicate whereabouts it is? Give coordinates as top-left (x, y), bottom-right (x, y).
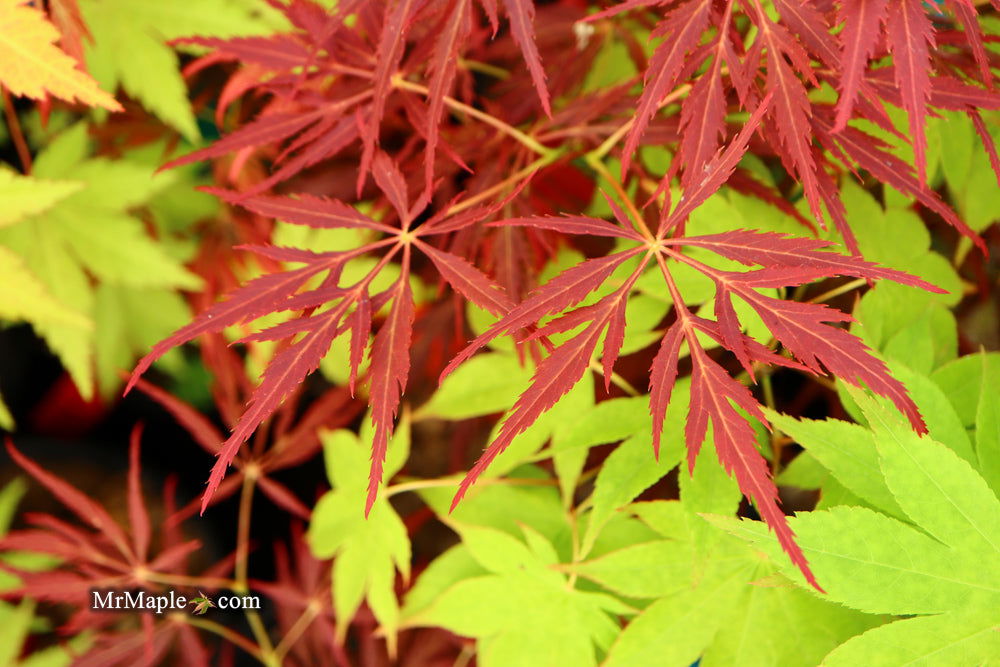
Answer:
top-left (1, 0), bottom-right (997, 664)
top-left (383, 323), bottom-right (1000, 666)
top-left (308, 413), bottom-right (412, 653)
top-left (80, 0), bottom-right (284, 140)
top-left (0, 122), bottom-right (200, 398)
top-left (719, 385), bottom-right (1000, 664)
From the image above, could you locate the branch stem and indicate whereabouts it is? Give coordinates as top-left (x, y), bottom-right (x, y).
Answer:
top-left (393, 76), bottom-right (554, 157)
top-left (183, 615), bottom-right (266, 663)
top-left (2, 86), bottom-right (32, 173)
top-left (234, 474), bottom-right (277, 663)
top-left (274, 604), bottom-right (321, 662)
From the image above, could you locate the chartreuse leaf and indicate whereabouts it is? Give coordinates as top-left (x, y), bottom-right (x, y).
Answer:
top-left (765, 408), bottom-right (905, 519)
top-left (931, 352), bottom-right (1000, 427)
top-left (854, 389), bottom-right (1000, 558)
top-left (308, 413), bottom-right (411, 653)
top-left (595, 495), bottom-right (878, 666)
top-left (844, 180), bottom-right (962, 379)
top-left (777, 445), bottom-right (868, 510)
top-left (581, 32), bottom-right (638, 93)
top-left (418, 466), bottom-right (569, 555)
top-left (403, 521), bottom-right (629, 667)
top-left (541, 387), bottom-right (595, 509)
top-left (0, 479), bottom-right (85, 666)
top-left (415, 352), bottom-right (534, 420)
top-left (80, 0), bottom-right (285, 140)
top-left (550, 395), bottom-right (649, 507)
top-left (400, 545), bottom-right (487, 619)
top-left (679, 434), bottom-right (743, 516)
top-left (0, 478), bottom-right (26, 538)
top-left (821, 604), bottom-right (1000, 666)
top-left (0, 599), bottom-right (35, 667)
top-left (0, 394), bottom-right (12, 431)
top-left (718, 388), bottom-right (1000, 664)
top-left (713, 507), bottom-right (974, 615)
top-left (581, 379), bottom-right (688, 554)
top-left (975, 354), bottom-right (1000, 495)
top-left (552, 396), bottom-right (650, 455)
top-left (0, 171), bottom-right (82, 229)
top-left (415, 347), bottom-right (595, 504)
top-left (603, 562), bottom-right (751, 667)
top-left (92, 285), bottom-right (191, 397)
top-left (936, 110), bottom-right (1000, 234)
top-left (0, 246), bottom-right (90, 331)
top-left (0, 123), bottom-right (198, 399)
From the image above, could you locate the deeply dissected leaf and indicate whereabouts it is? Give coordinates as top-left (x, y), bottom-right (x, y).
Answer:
top-left (451, 113), bottom-right (939, 588)
top-left (501, 0), bottom-right (551, 116)
top-left (95, 9), bottom-right (1000, 663)
top-left (885, 0), bottom-right (934, 184)
top-left (129, 152), bottom-right (517, 514)
top-left (833, 0), bottom-right (889, 131)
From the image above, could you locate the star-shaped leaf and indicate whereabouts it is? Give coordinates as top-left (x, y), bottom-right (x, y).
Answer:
top-left (716, 387), bottom-right (1000, 664)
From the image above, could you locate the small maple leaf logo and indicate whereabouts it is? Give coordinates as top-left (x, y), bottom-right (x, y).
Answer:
top-left (189, 592), bottom-right (215, 615)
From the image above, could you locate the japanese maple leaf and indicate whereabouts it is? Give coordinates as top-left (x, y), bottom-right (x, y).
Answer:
top-left (0, 430), bottom-right (214, 665)
top-left (251, 523), bottom-right (351, 666)
top-left (128, 152), bottom-right (523, 516)
top-left (131, 369), bottom-right (361, 522)
top-left (444, 99), bottom-right (943, 589)
top-left (0, 0), bottom-right (119, 110)
top-left (595, 0), bottom-right (997, 243)
top-left (169, 0), bottom-right (551, 196)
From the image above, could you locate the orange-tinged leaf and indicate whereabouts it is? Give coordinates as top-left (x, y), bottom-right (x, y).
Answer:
top-left (0, 0), bottom-right (120, 111)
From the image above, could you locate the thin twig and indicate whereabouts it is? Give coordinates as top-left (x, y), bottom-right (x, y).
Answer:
top-left (2, 86), bottom-right (33, 173)
top-left (393, 76), bottom-right (554, 156)
top-left (234, 473), bottom-right (278, 662)
top-left (273, 604), bottom-right (321, 662)
top-left (182, 615), bottom-right (267, 663)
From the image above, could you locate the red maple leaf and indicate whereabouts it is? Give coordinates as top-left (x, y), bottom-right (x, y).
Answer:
top-left (446, 99), bottom-right (942, 589)
top-left (127, 153), bottom-right (524, 516)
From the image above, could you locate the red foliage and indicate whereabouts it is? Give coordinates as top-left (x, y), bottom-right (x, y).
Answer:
top-left (119, 0), bottom-right (999, 588)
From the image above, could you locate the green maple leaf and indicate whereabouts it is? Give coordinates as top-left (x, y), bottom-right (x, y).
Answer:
top-left (80, 0), bottom-right (286, 141)
top-left (0, 123), bottom-right (201, 399)
top-left (307, 412), bottom-right (411, 656)
top-left (401, 520), bottom-right (631, 667)
top-left (0, 169), bottom-right (83, 229)
top-left (717, 387), bottom-right (1000, 665)
top-left (578, 447), bottom-right (879, 667)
